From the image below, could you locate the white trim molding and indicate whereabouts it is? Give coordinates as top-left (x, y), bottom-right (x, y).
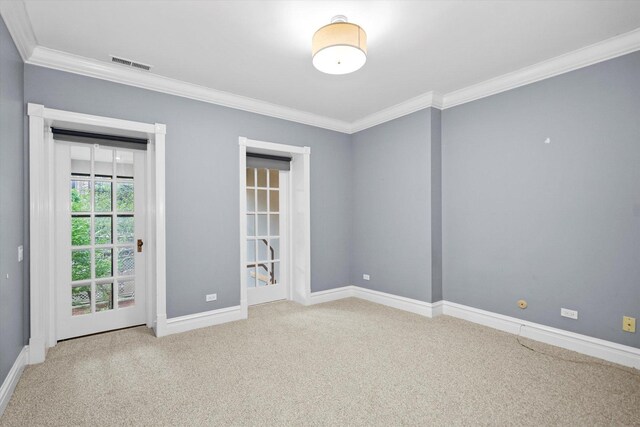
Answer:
top-left (163, 306), bottom-right (244, 336)
top-left (0, 0), bottom-right (36, 61)
top-left (0, 346), bottom-right (28, 417)
top-left (442, 302), bottom-right (640, 370)
top-left (27, 46), bottom-right (352, 134)
top-left (4, 2), bottom-right (640, 134)
top-left (306, 287), bottom-right (640, 369)
top-left (307, 286), bottom-right (442, 318)
top-left (350, 91), bottom-right (443, 134)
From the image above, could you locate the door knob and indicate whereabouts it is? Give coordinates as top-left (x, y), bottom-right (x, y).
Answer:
top-left (137, 239), bottom-right (144, 253)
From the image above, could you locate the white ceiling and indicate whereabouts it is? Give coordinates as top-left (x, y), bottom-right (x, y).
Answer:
top-left (19, 0), bottom-right (640, 122)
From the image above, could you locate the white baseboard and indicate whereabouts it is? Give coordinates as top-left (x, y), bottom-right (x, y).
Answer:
top-left (308, 286), bottom-right (442, 318)
top-left (442, 301), bottom-right (640, 370)
top-left (307, 286), bottom-right (356, 305)
top-left (162, 305), bottom-right (244, 336)
top-left (307, 287), bottom-right (640, 369)
top-left (0, 346), bottom-right (28, 417)
top-left (352, 287), bottom-right (442, 318)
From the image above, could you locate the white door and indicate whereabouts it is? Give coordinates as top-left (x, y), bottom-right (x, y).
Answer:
top-left (246, 167), bottom-right (288, 305)
top-left (55, 142), bottom-right (146, 340)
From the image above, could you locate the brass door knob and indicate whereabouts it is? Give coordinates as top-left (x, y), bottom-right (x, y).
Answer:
top-left (137, 239), bottom-right (144, 253)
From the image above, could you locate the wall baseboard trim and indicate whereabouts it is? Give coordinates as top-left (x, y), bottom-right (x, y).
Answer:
top-left (307, 287), bottom-right (640, 369)
top-left (352, 287), bottom-right (442, 318)
top-left (0, 346), bottom-right (28, 417)
top-left (163, 305), bottom-right (244, 336)
top-left (442, 301), bottom-right (640, 370)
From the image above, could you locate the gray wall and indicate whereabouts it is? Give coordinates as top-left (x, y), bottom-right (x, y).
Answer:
top-left (0, 17), bottom-right (26, 385)
top-left (351, 109), bottom-right (441, 302)
top-left (24, 64), bottom-right (352, 318)
top-left (443, 51), bottom-right (640, 347)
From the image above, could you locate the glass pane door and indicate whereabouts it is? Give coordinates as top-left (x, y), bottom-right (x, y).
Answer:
top-left (57, 142), bottom-right (146, 340)
top-left (246, 167), bottom-right (287, 305)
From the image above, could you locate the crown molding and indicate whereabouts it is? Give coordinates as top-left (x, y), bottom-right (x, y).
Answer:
top-left (4, 0), bottom-right (640, 134)
top-left (0, 0), bottom-right (37, 62)
top-left (27, 46), bottom-right (352, 133)
top-left (442, 27), bottom-right (640, 109)
top-left (349, 91), bottom-right (443, 133)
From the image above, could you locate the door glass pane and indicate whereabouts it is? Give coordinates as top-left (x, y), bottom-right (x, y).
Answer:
top-left (257, 264), bottom-right (269, 287)
top-left (246, 189), bottom-right (255, 212)
top-left (118, 280), bottom-right (135, 308)
top-left (117, 182), bottom-right (134, 212)
top-left (269, 214), bottom-right (279, 236)
top-left (117, 215), bottom-right (134, 244)
top-left (116, 151), bottom-right (134, 179)
top-left (246, 168), bottom-right (255, 187)
top-left (95, 215), bottom-right (112, 244)
top-left (273, 262), bottom-right (280, 285)
top-left (71, 180), bottom-right (91, 212)
top-left (96, 283), bottom-right (114, 312)
top-left (71, 285), bottom-right (91, 316)
top-left (257, 169), bottom-right (267, 187)
top-left (246, 265), bottom-right (256, 288)
top-left (270, 238), bottom-right (280, 260)
top-left (94, 147), bottom-right (113, 178)
top-left (118, 247), bottom-right (135, 276)
top-left (258, 239), bottom-right (268, 261)
top-left (71, 216), bottom-right (91, 246)
top-left (72, 250), bottom-right (91, 281)
top-left (247, 240), bottom-right (256, 262)
top-left (257, 214), bottom-right (267, 236)
top-left (257, 190), bottom-right (267, 211)
top-left (269, 190), bottom-right (279, 212)
top-left (247, 214), bottom-right (255, 236)
top-left (95, 181), bottom-right (112, 212)
top-left (95, 248), bottom-right (113, 278)
top-left (269, 170), bottom-right (279, 188)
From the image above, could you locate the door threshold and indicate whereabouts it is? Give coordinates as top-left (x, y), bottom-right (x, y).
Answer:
top-left (57, 324), bottom-right (146, 342)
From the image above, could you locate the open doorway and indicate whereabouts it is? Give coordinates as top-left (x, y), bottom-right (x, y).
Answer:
top-left (238, 137), bottom-right (310, 315)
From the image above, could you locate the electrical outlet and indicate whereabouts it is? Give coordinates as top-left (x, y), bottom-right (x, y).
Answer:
top-left (362, 274), bottom-right (370, 281)
top-left (206, 293), bottom-right (217, 302)
top-left (623, 316), bottom-right (636, 333)
top-left (561, 308), bottom-right (578, 320)
top-left (18, 245), bottom-right (23, 262)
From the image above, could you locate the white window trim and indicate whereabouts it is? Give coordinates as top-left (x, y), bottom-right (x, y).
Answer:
top-left (27, 104), bottom-right (167, 363)
top-left (239, 137), bottom-right (311, 317)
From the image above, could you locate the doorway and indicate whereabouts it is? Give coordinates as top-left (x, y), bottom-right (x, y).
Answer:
top-left (54, 142), bottom-right (147, 340)
top-left (245, 167), bottom-right (289, 305)
top-left (238, 137), bottom-right (311, 316)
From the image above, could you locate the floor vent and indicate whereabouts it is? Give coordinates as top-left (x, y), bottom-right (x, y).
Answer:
top-left (110, 55), bottom-right (151, 71)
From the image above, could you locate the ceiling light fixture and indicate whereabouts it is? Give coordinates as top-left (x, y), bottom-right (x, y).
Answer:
top-left (312, 15), bottom-right (367, 75)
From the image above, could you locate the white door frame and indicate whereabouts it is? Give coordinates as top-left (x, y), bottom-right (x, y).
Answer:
top-left (238, 137), bottom-right (310, 317)
top-left (27, 104), bottom-right (168, 364)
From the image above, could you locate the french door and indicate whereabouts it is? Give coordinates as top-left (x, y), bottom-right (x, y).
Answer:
top-left (55, 142), bottom-right (146, 340)
top-left (246, 167), bottom-right (288, 305)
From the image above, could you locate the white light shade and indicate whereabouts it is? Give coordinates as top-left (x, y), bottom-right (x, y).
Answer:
top-left (312, 20), bottom-right (367, 75)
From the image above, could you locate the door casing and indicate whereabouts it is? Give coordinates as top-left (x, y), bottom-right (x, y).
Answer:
top-left (27, 104), bottom-right (167, 364)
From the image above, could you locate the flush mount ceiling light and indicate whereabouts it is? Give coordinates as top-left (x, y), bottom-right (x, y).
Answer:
top-left (312, 15), bottom-right (367, 75)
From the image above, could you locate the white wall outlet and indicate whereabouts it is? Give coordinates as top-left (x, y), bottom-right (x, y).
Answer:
top-left (206, 293), bottom-right (217, 302)
top-left (363, 274), bottom-right (370, 281)
top-left (561, 308), bottom-right (578, 320)
top-left (18, 245), bottom-right (23, 262)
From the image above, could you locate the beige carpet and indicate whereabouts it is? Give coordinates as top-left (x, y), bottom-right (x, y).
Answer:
top-left (2, 298), bottom-right (639, 426)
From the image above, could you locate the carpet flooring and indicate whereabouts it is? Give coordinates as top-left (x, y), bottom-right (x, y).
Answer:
top-left (2, 298), bottom-right (639, 426)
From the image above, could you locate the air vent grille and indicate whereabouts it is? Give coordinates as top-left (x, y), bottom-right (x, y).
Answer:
top-left (110, 55), bottom-right (151, 71)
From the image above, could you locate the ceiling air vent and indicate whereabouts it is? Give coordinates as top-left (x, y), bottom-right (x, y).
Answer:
top-left (110, 55), bottom-right (151, 71)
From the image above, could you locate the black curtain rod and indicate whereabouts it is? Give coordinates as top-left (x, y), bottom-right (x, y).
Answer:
top-left (51, 128), bottom-right (149, 145)
top-left (247, 152), bottom-right (292, 162)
